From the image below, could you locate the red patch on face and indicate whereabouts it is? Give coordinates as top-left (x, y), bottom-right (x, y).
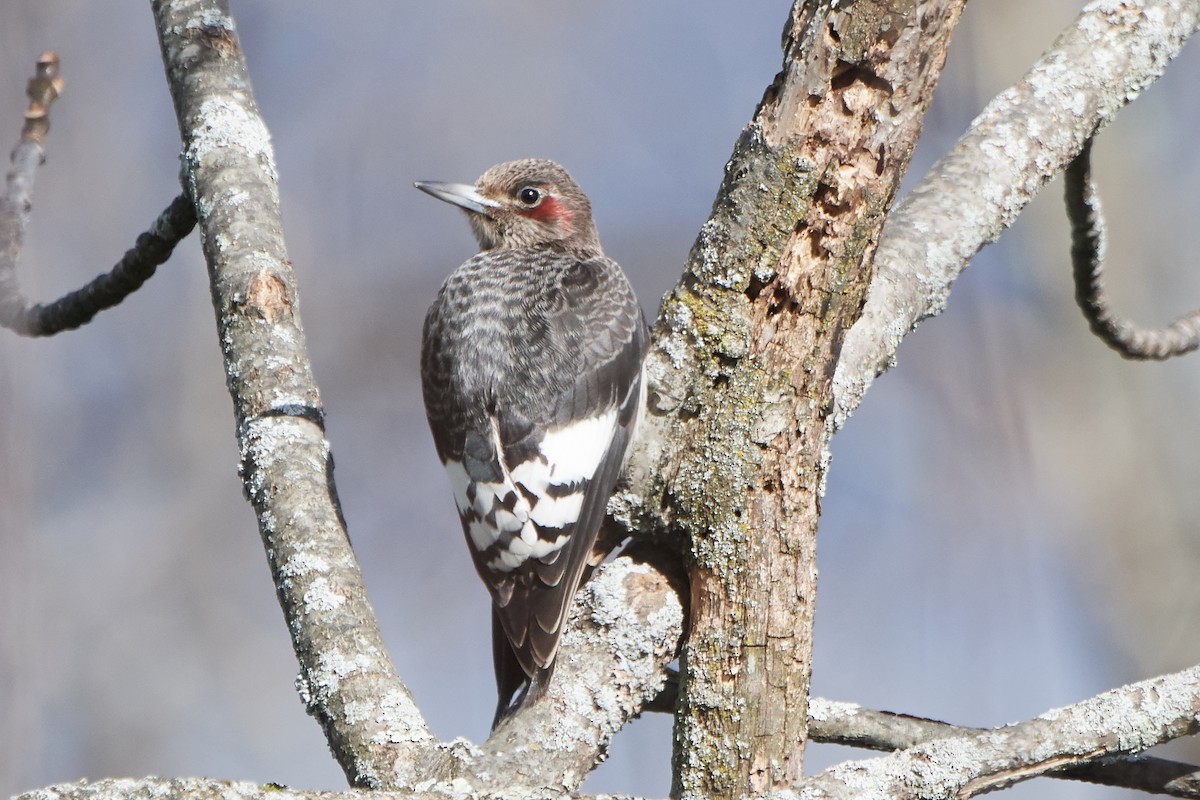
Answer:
top-left (524, 196), bottom-right (572, 227)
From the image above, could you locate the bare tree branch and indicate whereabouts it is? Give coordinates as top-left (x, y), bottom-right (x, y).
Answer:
top-left (12, 0), bottom-right (1200, 796)
top-left (809, 698), bottom-right (1200, 798)
top-left (15, 777), bottom-right (629, 800)
top-left (151, 0), bottom-right (431, 787)
top-left (832, 0), bottom-right (1200, 428)
top-left (17, 51), bottom-right (62, 148)
top-left (1066, 136), bottom-right (1200, 358)
top-left (0, 53), bottom-right (194, 337)
top-left (476, 554), bottom-right (685, 791)
top-left (0, 194), bottom-right (196, 336)
top-left (22, 666), bottom-right (1200, 800)
top-left (789, 666), bottom-right (1200, 800)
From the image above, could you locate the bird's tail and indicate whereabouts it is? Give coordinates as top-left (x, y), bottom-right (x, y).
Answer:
top-left (491, 608), bottom-right (556, 729)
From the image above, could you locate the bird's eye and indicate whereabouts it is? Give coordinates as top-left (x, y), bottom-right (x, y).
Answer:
top-left (517, 186), bottom-right (542, 206)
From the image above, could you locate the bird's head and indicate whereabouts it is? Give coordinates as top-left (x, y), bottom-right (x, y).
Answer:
top-left (416, 159), bottom-right (602, 255)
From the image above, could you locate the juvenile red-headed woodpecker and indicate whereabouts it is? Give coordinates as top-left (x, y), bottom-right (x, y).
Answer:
top-left (416, 160), bottom-right (646, 727)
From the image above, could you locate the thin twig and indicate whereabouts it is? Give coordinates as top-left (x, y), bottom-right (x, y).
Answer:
top-left (0, 195), bottom-right (196, 336)
top-left (0, 52), bottom-right (195, 337)
top-left (19, 51), bottom-right (63, 147)
top-left (1067, 136), bottom-right (1200, 359)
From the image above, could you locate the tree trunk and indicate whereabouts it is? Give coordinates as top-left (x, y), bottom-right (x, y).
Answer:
top-left (615, 3), bottom-right (966, 796)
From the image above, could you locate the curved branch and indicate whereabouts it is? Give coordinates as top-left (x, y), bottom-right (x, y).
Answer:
top-left (0, 54), bottom-right (193, 337)
top-left (1067, 136), bottom-right (1200, 359)
top-left (832, 0), bottom-right (1200, 428)
top-left (0, 195), bottom-right (196, 336)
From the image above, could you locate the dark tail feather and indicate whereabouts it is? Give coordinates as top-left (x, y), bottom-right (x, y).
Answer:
top-left (492, 607), bottom-right (527, 728)
top-left (491, 608), bottom-right (556, 729)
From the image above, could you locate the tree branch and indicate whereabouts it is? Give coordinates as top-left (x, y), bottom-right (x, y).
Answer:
top-left (1067, 136), bottom-right (1200, 359)
top-left (0, 193), bottom-right (196, 336)
top-left (0, 53), bottom-right (194, 337)
top-left (808, 698), bottom-right (1200, 798)
top-left (151, 0), bottom-right (430, 787)
top-left (17, 0), bottom-right (1200, 796)
top-left (149, 0), bottom-right (690, 792)
top-left (789, 666), bottom-right (1200, 800)
top-left (22, 666), bottom-right (1200, 800)
top-left (832, 0), bottom-right (1200, 428)
top-left (477, 555), bottom-right (685, 791)
top-left (17, 51), bottom-right (63, 147)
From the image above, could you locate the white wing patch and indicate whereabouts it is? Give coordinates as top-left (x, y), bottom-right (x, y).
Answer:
top-left (443, 459), bottom-right (474, 515)
top-left (539, 408), bottom-right (619, 483)
top-left (441, 407), bottom-right (620, 573)
top-left (530, 493), bottom-right (584, 528)
top-left (467, 518), bottom-right (499, 551)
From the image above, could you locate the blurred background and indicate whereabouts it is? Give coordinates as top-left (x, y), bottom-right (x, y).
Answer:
top-left (1, 2), bottom-right (1198, 798)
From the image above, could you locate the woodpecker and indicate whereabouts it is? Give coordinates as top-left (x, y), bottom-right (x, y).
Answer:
top-left (415, 160), bottom-right (647, 727)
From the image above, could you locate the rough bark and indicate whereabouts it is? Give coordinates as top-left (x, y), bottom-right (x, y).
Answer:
top-left (11, 0), bottom-right (1200, 798)
top-left (151, 0), bottom-right (431, 787)
top-left (611, 2), bottom-right (965, 796)
top-left (21, 665), bottom-right (1200, 800)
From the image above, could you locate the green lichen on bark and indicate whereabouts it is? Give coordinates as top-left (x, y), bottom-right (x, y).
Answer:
top-left (834, 0), bottom-right (916, 62)
top-left (649, 126), bottom-right (816, 558)
top-left (652, 127), bottom-right (824, 800)
top-left (685, 126), bottom-right (817, 294)
top-left (614, 126), bottom-right (818, 544)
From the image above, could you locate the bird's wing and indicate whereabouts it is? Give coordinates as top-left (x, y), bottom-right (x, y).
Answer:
top-left (453, 257), bottom-right (646, 678)
top-left (422, 252), bottom-right (645, 707)
top-left (503, 257), bottom-right (645, 673)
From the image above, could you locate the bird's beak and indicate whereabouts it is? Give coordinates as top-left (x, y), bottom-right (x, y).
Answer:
top-left (414, 181), bottom-right (499, 218)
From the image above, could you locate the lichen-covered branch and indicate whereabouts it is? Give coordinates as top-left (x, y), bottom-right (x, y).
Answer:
top-left (808, 698), bottom-right (1200, 798)
top-left (151, 0), bottom-right (430, 787)
top-left (832, 0), bottom-right (1200, 428)
top-left (786, 665), bottom-right (1200, 800)
top-left (475, 555), bottom-right (685, 791)
top-left (22, 665), bottom-right (1199, 800)
top-left (151, 0), bottom-right (688, 791)
top-left (1067, 136), bottom-right (1200, 359)
top-left (16, 0), bottom-right (1200, 796)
